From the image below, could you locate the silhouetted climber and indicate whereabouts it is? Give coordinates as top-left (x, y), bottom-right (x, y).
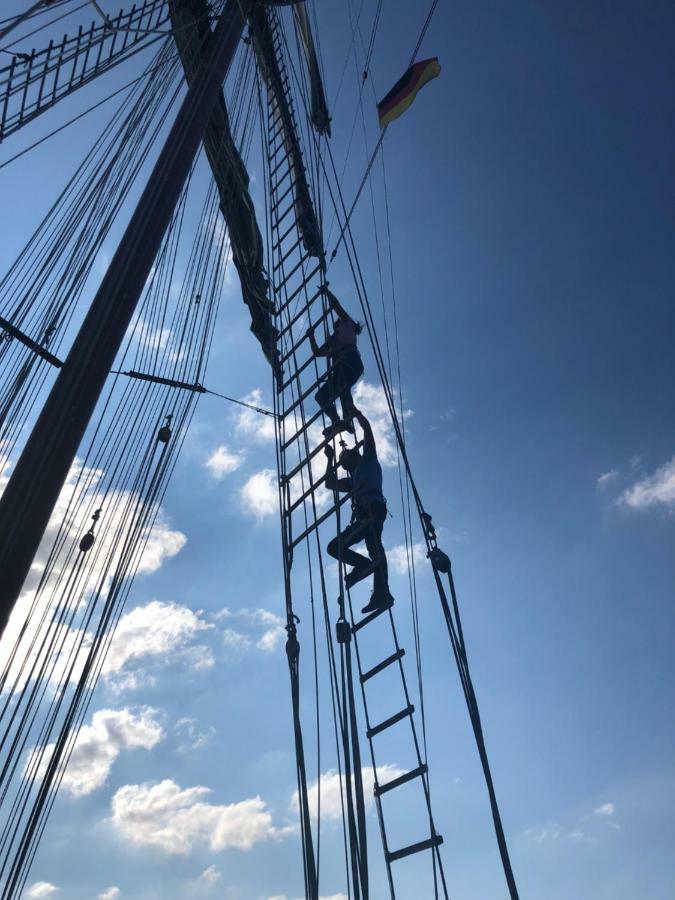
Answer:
top-left (307, 285), bottom-right (364, 439)
top-left (324, 408), bottom-right (394, 615)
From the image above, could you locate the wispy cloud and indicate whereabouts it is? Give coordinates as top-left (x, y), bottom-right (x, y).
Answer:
top-left (205, 444), bottom-right (245, 479)
top-left (175, 717), bottom-right (216, 754)
top-left (110, 779), bottom-right (293, 854)
top-left (217, 608), bottom-right (285, 655)
top-left (24, 707), bottom-right (163, 798)
top-left (523, 821), bottom-right (579, 845)
top-left (619, 455), bottom-right (675, 509)
top-left (597, 470), bottom-right (618, 487)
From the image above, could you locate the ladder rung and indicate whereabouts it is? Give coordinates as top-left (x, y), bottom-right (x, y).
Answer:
top-left (274, 236), bottom-right (306, 273)
top-left (352, 600), bottom-right (393, 634)
top-left (375, 763), bottom-right (427, 797)
top-left (276, 253), bottom-right (312, 293)
top-left (278, 290), bottom-right (326, 343)
top-left (271, 179), bottom-right (296, 215)
top-left (280, 371), bottom-right (323, 419)
top-left (360, 648), bottom-right (405, 684)
top-left (386, 834), bottom-right (443, 864)
top-left (273, 219), bottom-right (297, 253)
top-left (345, 556), bottom-right (380, 589)
top-left (287, 465), bottom-right (328, 513)
top-left (270, 150), bottom-right (291, 181)
top-left (282, 435), bottom-right (362, 491)
top-left (366, 704), bottom-right (414, 740)
top-left (272, 164), bottom-right (293, 193)
top-left (284, 437), bottom-right (361, 514)
top-left (279, 351), bottom-right (318, 393)
top-left (289, 493), bottom-right (351, 549)
top-left (280, 354), bottom-right (343, 419)
top-left (281, 405), bottom-right (324, 453)
top-left (277, 263), bottom-right (322, 317)
top-left (280, 328), bottom-right (311, 366)
top-left (275, 200), bottom-right (297, 231)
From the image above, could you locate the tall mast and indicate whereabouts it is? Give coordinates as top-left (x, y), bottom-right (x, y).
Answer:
top-left (0, 0), bottom-right (251, 634)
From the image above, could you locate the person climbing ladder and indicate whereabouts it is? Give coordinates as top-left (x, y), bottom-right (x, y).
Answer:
top-left (324, 408), bottom-right (394, 615)
top-left (307, 284), bottom-right (364, 439)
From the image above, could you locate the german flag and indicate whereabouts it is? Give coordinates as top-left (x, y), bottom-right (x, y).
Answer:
top-left (377, 57), bottom-right (441, 129)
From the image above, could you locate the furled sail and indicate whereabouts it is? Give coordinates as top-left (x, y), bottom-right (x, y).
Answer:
top-left (168, 0), bottom-right (281, 377)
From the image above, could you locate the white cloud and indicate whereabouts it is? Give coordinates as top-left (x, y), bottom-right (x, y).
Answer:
top-left (26, 884), bottom-right (59, 898)
top-left (251, 609), bottom-right (286, 652)
top-left (597, 470), bottom-right (618, 487)
top-left (235, 390), bottom-right (276, 443)
top-left (267, 895), bottom-right (346, 900)
top-left (218, 609), bottom-right (285, 656)
top-left (25, 707), bottom-right (163, 798)
top-left (0, 460), bottom-right (186, 695)
top-left (594, 802), bottom-right (615, 816)
top-left (98, 889), bottom-right (121, 900)
top-left (136, 514), bottom-right (187, 576)
top-left (352, 381), bottom-right (411, 467)
top-left (240, 469), bottom-right (278, 519)
top-left (199, 866), bottom-right (221, 887)
top-left (110, 779), bottom-right (290, 855)
top-left (523, 822), bottom-right (562, 844)
top-left (102, 600), bottom-right (214, 689)
top-left (175, 718), bottom-right (216, 753)
top-left (222, 628), bottom-right (252, 653)
top-left (293, 765), bottom-right (405, 822)
top-left (205, 445), bottom-right (244, 479)
top-left (387, 542), bottom-right (426, 576)
top-left (619, 456), bottom-right (675, 509)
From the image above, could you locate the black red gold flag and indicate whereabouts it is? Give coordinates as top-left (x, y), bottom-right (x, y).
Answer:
top-left (377, 57), bottom-right (441, 129)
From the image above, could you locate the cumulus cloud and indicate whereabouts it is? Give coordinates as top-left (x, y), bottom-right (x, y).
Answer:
top-left (102, 600), bottom-right (214, 690)
top-left (387, 542), bottom-right (426, 576)
top-left (98, 889), bottom-right (121, 900)
top-left (594, 802), bottom-right (615, 816)
top-left (293, 765), bottom-right (405, 822)
top-left (0, 460), bottom-right (186, 695)
top-left (619, 456), bottom-right (675, 509)
top-left (240, 469), bottom-right (278, 519)
top-left (110, 779), bottom-right (291, 855)
top-left (24, 707), bottom-right (163, 798)
top-left (235, 390), bottom-right (276, 443)
top-left (597, 470), bottom-right (618, 487)
top-left (136, 514), bottom-right (187, 576)
top-left (26, 884), bottom-right (59, 898)
top-left (205, 445), bottom-right (244, 479)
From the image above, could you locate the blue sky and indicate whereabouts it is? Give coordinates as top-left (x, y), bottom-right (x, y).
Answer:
top-left (1, 1), bottom-right (674, 898)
